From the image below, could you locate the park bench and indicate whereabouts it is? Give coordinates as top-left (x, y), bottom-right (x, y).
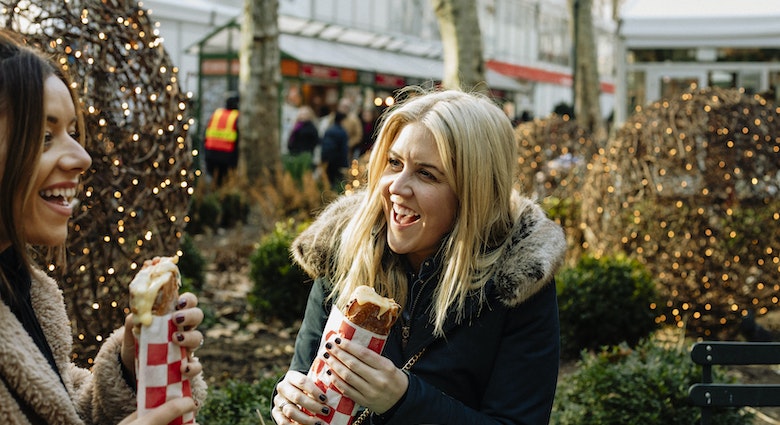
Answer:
top-left (688, 341), bottom-right (780, 425)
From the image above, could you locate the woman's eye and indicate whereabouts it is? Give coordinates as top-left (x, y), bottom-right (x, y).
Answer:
top-left (419, 169), bottom-right (437, 181)
top-left (43, 132), bottom-right (53, 147)
top-left (388, 157), bottom-right (402, 169)
top-left (70, 131), bottom-right (80, 140)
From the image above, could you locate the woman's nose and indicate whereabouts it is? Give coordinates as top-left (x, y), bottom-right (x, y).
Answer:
top-left (388, 170), bottom-right (413, 197)
top-left (63, 137), bottom-right (92, 172)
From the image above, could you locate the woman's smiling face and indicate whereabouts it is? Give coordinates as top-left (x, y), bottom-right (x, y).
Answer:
top-left (379, 123), bottom-right (458, 271)
top-left (20, 75), bottom-right (91, 249)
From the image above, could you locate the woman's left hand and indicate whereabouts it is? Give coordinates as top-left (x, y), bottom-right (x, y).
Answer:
top-left (322, 336), bottom-right (409, 414)
top-left (120, 292), bottom-right (205, 381)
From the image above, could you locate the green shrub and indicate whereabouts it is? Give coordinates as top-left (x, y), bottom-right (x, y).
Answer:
top-left (197, 372), bottom-right (283, 425)
top-left (219, 190), bottom-right (250, 228)
top-left (248, 219), bottom-right (312, 324)
top-left (552, 339), bottom-right (751, 425)
top-left (282, 152), bottom-right (313, 186)
top-left (178, 233), bottom-right (205, 292)
top-left (187, 192), bottom-right (222, 234)
top-left (556, 254), bottom-right (658, 359)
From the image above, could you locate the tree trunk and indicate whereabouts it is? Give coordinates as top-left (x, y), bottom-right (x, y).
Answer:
top-left (240, 0), bottom-right (281, 184)
top-left (431, 0), bottom-right (487, 93)
top-left (571, 0), bottom-right (605, 141)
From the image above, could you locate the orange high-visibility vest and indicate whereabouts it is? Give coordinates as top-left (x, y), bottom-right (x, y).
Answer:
top-left (204, 108), bottom-right (239, 153)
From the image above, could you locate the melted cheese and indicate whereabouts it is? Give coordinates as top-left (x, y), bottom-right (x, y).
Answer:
top-left (353, 285), bottom-right (396, 319)
top-left (129, 256), bottom-right (180, 326)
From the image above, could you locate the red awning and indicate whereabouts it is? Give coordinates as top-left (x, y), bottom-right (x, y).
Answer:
top-left (486, 60), bottom-right (615, 94)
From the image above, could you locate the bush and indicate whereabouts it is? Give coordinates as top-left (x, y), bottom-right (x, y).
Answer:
top-left (552, 339), bottom-right (751, 425)
top-left (557, 254), bottom-right (658, 359)
top-left (178, 233), bottom-right (205, 292)
top-left (187, 191), bottom-right (222, 234)
top-left (219, 190), bottom-right (251, 228)
top-left (248, 219), bottom-right (312, 324)
top-left (282, 152), bottom-right (313, 186)
top-left (197, 372), bottom-right (283, 425)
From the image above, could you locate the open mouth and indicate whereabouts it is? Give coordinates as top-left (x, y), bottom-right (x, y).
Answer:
top-left (40, 187), bottom-right (78, 208)
top-left (393, 204), bottom-right (421, 225)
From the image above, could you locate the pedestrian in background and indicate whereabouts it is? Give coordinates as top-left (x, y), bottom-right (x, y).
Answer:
top-left (287, 105), bottom-right (320, 159)
top-left (203, 94), bottom-right (239, 186)
top-left (319, 98), bottom-right (362, 162)
top-left (320, 111), bottom-right (349, 190)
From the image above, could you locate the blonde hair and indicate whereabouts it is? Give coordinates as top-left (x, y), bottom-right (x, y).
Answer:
top-left (330, 89), bottom-right (517, 336)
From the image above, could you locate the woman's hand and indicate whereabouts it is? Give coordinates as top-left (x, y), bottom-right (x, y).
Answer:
top-left (322, 336), bottom-right (409, 414)
top-left (120, 292), bottom-right (205, 381)
top-left (118, 397), bottom-right (198, 425)
top-left (273, 370), bottom-right (330, 425)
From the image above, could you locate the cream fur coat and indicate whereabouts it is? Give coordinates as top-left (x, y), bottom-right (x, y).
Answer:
top-left (0, 268), bottom-right (207, 424)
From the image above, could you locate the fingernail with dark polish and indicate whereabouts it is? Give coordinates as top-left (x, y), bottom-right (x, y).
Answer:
top-left (176, 333), bottom-right (185, 342)
top-left (334, 337), bottom-right (342, 344)
top-left (326, 369), bottom-right (332, 376)
top-left (319, 394), bottom-right (327, 402)
top-left (175, 314), bottom-right (185, 324)
top-left (325, 342), bottom-right (332, 349)
top-left (322, 406), bottom-right (330, 415)
top-left (177, 298), bottom-right (187, 310)
top-left (323, 352), bottom-right (330, 359)
top-left (185, 365), bottom-right (191, 373)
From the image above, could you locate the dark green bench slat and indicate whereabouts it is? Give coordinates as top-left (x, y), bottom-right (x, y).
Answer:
top-left (689, 341), bottom-right (780, 425)
top-left (689, 384), bottom-right (780, 407)
top-left (691, 342), bottom-right (780, 365)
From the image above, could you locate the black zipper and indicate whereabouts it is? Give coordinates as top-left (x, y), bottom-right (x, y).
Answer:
top-left (401, 272), bottom-right (435, 348)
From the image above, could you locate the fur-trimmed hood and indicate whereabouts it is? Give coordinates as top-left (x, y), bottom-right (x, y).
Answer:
top-left (291, 190), bottom-right (566, 307)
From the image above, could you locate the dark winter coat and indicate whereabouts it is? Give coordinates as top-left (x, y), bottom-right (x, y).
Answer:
top-left (320, 124), bottom-right (349, 169)
top-left (288, 120), bottom-right (320, 156)
top-left (288, 191), bottom-right (566, 425)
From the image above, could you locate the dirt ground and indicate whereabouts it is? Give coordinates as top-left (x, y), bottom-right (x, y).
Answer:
top-left (188, 221), bottom-right (297, 387)
top-left (191, 218), bottom-right (780, 424)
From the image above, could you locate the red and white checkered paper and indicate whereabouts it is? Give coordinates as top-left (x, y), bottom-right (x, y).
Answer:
top-left (306, 306), bottom-right (390, 425)
top-left (135, 313), bottom-right (194, 425)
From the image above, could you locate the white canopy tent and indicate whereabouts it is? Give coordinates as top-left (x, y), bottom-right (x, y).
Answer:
top-left (615, 0), bottom-right (780, 123)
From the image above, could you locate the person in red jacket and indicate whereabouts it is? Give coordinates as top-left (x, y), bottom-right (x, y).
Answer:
top-left (203, 94), bottom-right (239, 185)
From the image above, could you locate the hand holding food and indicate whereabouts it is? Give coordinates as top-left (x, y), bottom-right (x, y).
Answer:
top-left (129, 256), bottom-right (195, 425)
top-left (305, 285), bottom-right (400, 425)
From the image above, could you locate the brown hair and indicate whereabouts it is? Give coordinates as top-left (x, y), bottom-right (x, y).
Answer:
top-left (0, 29), bottom-right (83, 295)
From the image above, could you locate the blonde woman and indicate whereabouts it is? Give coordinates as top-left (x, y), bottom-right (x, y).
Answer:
top-left (273, 89), bottom-right (566, 425)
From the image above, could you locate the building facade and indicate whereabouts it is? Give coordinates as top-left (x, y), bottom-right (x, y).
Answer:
top-left (616, 0), bottom-right (780, 124)
top-left (142, 0), bottom-right (616, 144)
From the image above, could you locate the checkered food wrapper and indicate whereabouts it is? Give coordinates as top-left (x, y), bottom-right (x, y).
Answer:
top-left (135, 313), bottom-right (194, 425)
top-left (306, 306), bottom-right (390, 425)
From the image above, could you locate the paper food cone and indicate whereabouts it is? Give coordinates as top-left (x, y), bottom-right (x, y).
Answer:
top-left (306, 306), bottom-right (390, 425)
top-left (135, 313), bottom-right (194, 425)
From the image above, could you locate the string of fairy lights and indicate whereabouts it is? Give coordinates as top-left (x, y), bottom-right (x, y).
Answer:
top-left (1, 1), bottom-right (197, 365)
top-left (517, 85), bottom-right (780, 337)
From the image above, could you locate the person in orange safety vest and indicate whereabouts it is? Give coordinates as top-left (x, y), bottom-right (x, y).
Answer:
top-left (203, 94), bottom-right (239, 185)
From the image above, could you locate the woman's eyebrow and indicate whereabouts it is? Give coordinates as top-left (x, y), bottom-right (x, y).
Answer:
top-left (388, 148), bottom-right (444, 174)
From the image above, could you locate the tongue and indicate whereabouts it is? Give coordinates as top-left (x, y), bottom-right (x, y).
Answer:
top-left (397, 213), bottom-right (419, 225)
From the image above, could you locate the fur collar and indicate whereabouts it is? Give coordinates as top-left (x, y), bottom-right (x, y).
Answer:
top-left (291, 191), bottom-right (566, 307)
